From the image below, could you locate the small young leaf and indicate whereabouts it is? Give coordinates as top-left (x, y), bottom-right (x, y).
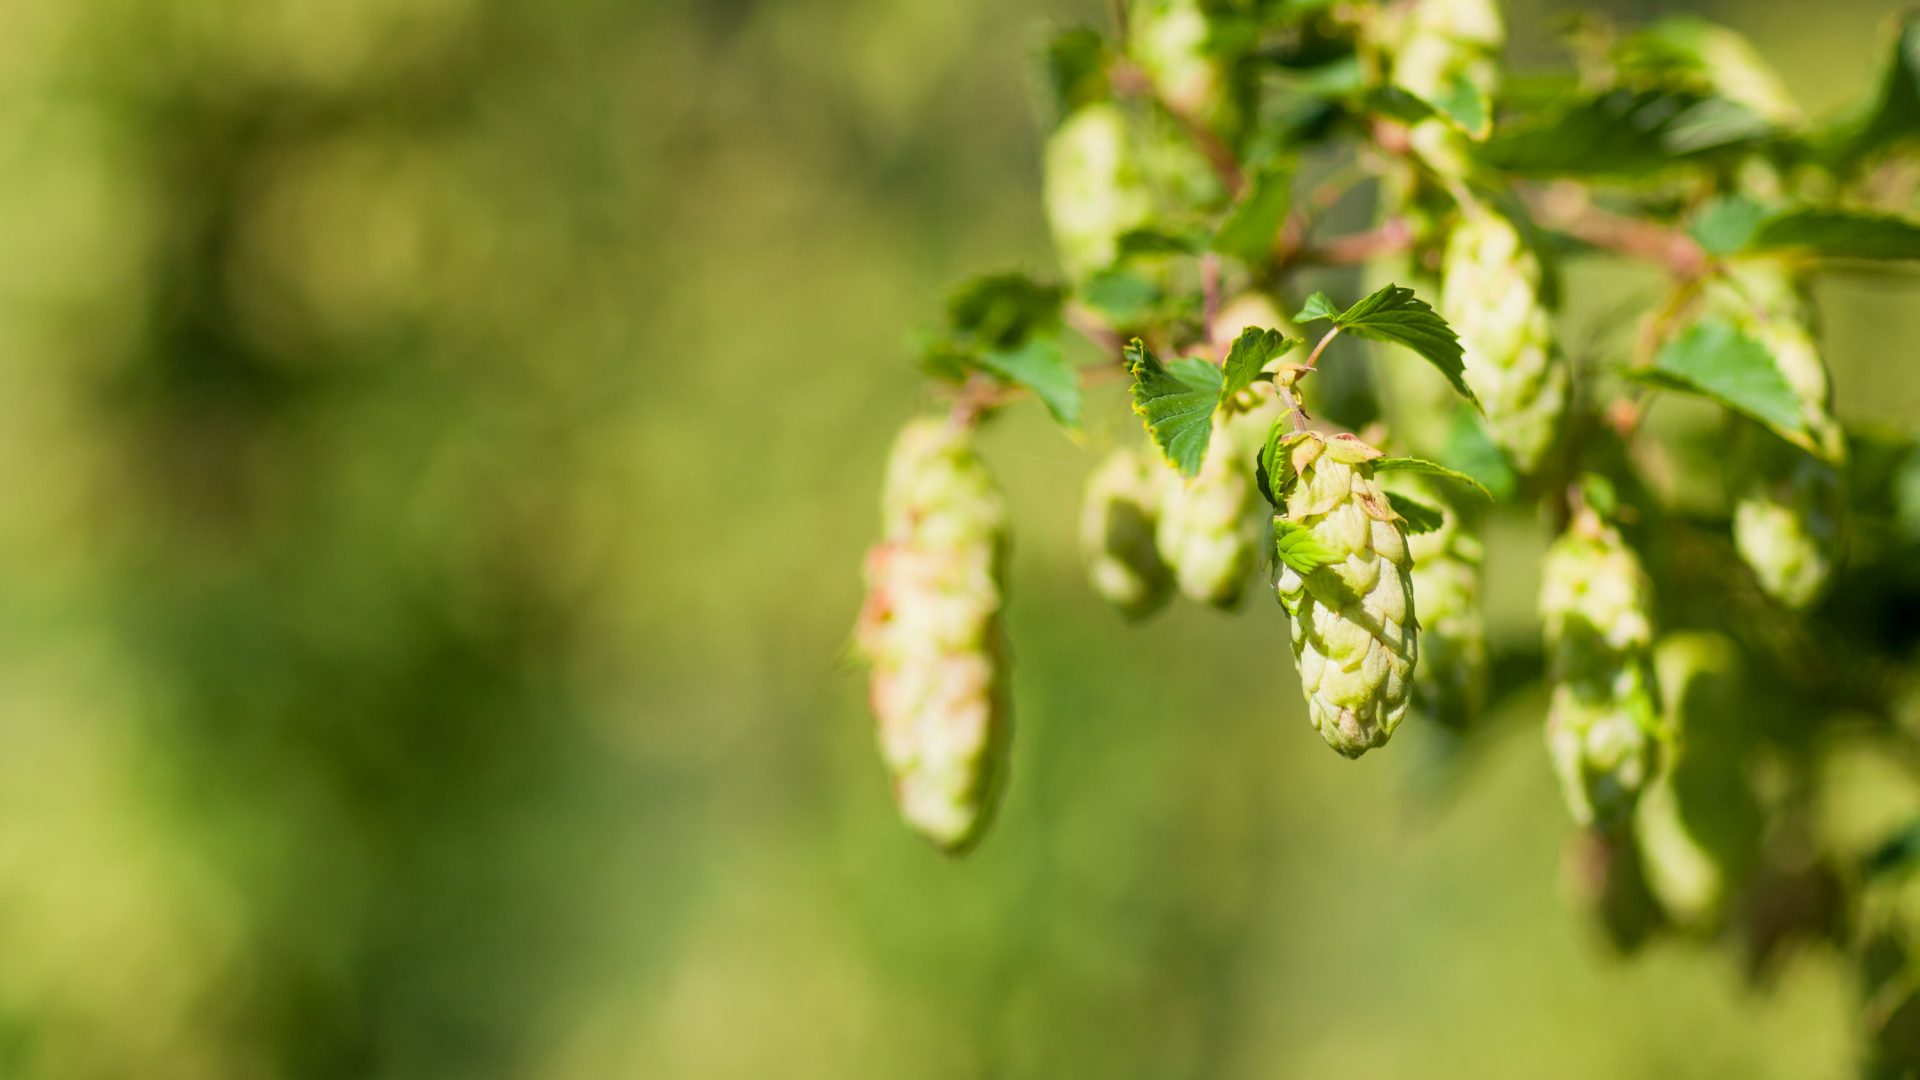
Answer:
top-left (1650, 316), bottom-right (1812, 450)
top-left (1750, 209), bottom-right (1920, 261)
top-left (1294, 292), bottom-right (1338, 323)
top-left (1258, 422), bottom-right (1313, 506)
top-left (1372, 457), bottom-right (1494, 500)
top-left (974, 337), bottom-right (1081, 430)
top-left (1127, 339), bottom-right (1222, 477)
top-left (1116, 227), bottom-right (1206, 258)
top-left (1212, 159), bottom-right (1294, 265)
top-left (1431, 73), bottom-right (1493, 140)
top-left (1318, 285), bottom-right (1479, 409)
top-left (1221, 327), bottom-right (1300, 399)
top-left (1386, 492), bottom-right (1446, 534)
top-left (1273, 518), bottom-right (1341, 575)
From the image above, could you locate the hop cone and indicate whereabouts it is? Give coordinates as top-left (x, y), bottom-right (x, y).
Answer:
top-left (1273, 433), bottom-right (1418, 757)
top-left (1632, 632), bottom-right (1761, 932)
top-left (1128, 0), bottom-right (1238, 136)
top-left (1387, 0), bottom-right (1503, 178)
top-left (1391, 474), bottom-right (1487, 732)
top-left (1081, 445), bottom-right (1174, 619)
top-left (1539, 515), bottom-right (1667, 827)
top-left (1440, 210), bottom-right (1567, 471)
top-left (1043, 102), bottom-right (1154, 282)
top-left (853, 418), bottom-right (1011, 851)
top-left (1732, 438), bottom-right (1843, 609)
top-left (1157, 423), bottom-right (1260, 609)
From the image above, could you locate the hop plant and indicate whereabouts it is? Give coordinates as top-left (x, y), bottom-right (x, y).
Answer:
top-left (1158, 421), bottom-right (1262, 609)
top-left (1272, 433), bottom-right (1418, 757)
top-left (1539, 513), bottom-right (1667, 827)
top-left (853, 418), bottom-right (1011, 851)
top-left (1440, 209), bottom-right (1567, 472)
top-left (1386, 473), bottom-right (1487, 731)
top-left (867, 1), bottom-right (1920, 1060)
top-left (1081, 444), bottom-right (1175, 618)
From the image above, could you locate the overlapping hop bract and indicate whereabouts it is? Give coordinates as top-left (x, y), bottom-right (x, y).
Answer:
top-left (854, 418), bottom-right (1011, 852)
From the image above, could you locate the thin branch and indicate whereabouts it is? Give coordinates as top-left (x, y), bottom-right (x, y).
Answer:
top-left (1520, 182), bottom-right (1708, 278)
top-left (1304, 325), bottom-right (1343, 370)
top-left (1289, 217), bottom-right (1414, 268)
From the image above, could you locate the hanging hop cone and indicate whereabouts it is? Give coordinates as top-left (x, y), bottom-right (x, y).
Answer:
top-left (1081, 444), bottom-right (1175, 619)
top-left (1043, 102), bottom-right (1155, 283)
top-left (853, 418), bottom-right (1011, 852)
top-left (1272, 432), bottom-right (1419, 757)
top-left (1386, 0), bottom-right (1504, 177)
top-left (1157, 422), bottom-right (1262, 609)
top-left (1440, 209), bottom-right (1567, 472)
top-left (1127, 0), bottom-right (1240, 137)
top-left (1389, 473), bottom-right (1487, 732)
top-left (1539, 514), bottom-right (1668, 828)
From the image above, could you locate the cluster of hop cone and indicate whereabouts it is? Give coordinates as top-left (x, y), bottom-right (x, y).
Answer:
top-left (855, 2), bottom-right (1848, 865)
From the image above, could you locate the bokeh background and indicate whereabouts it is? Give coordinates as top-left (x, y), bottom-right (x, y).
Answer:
top-left (0, 0), bottom-right (1917, 1077)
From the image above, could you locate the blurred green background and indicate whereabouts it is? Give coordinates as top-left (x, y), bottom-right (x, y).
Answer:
top-left (0, 0), bottom-right (1916, 1077)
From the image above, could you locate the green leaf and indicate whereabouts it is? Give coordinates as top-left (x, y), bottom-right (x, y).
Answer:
top-left (1077, 270), bottom-right (1163, 327)
top-left (1116, 227), bottom-right (1205, 258)
top-left (946, 272), bottom-right (1062, 349)
top-left (1257, 422), bottom-right (1312, 506)
top-left (1431, 73), bottom-right (1493, 140)
top-left (1314, 285), bottom-right (1478, 409)
top-left (1372, 457), bottom-right (1493, 500)
top-left (1439, 408), bottom-right (1518, 502)
top-left (1481, 88), bottom-right (1769, 178)
top-left (1649, 316), bottom-right (1811, 449)
top-left (1273, 518), bottom-right (1341, 575)
top-left (1749, 209), bottom-right (1920, 261)
top-left (1836, 11), bottom-right (1920, 162)
top-left (1689, 194), bottom-right (1769, 255)
top-left (1127, 339), bottom-right (1222, 477)
top-left (1220, 327), bottom-right (1299, 399)
top-left (1294, 292), bottom-right (1338, 323)
top-left (1042, 27), bottom-right (1110, 119)
top-left (1386, 492), bottom-right (1445, 534)
top-left (1211, 159), bottom-right (1294, 265)
top-left (975, 337), bottom-right (1081, 430)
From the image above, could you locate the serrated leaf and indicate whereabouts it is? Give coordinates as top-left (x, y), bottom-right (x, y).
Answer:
top-left (1689, 194), bottom-right (1769, 255)
top-left (1432, 73), bottom-right (1493, 140)
top-left (1385, 492), bottom-right (1445, 534)
top-left (1212, 159), bottom-right (1294, 265)
top-left (1317, 285), bottom-right (1479, 409)
top-left (1482, 88), bottom-right (1770, 178)
top-left (946, 272), bottom-right (1063, 349)
top-left (1750, 209), bottom-right (1920, 261)
top-left (974, 337), bottom-right (1081, 430)
top-left (1221, 327), bottom-right (1299, 399)
top-left (1294, 292), bottom-right (1338, 323)
top-left (1127, 339), bottom-right (1222, 477)
top-left (1372, 457), bottom-right (1493, 500)
top-left (1273, 518), bottom-right (1341, 575)
top-left (1650, 316), bottom-right (1811, 449)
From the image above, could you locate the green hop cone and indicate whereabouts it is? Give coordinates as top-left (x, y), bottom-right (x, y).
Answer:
top-left (1732, 437), bottom-right (1844, 609)
top-left (1387, 0), bottom-right (1504, 178)
top-left (1081, 444), bottom-right (1175, 619)
top-left (1632, 632), bottom-right (1762, 933)
top-left (1157, 423), bottom-right (1260, 609)
top-left (1440, 209), bottom-right (1567, 472)
top-left (1272, 432), bottom-right (1418, 757)
top-left (1539, 513), bottom-right (1668, 827)
top-left (1128, 0), bottom-right (1239, 137)
top-left (1043, 102), bottom-right (1154, 282)
top-left (854, 417), bottom-right (1011, 852)
top-left (1389, 474), bottom-right (1487, 732)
